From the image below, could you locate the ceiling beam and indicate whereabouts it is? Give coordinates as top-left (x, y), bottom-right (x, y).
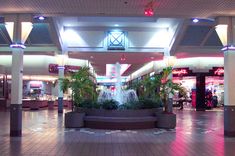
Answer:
top-left (47, 18), bottom-right (63, 52)
top-left (169, 20), bottom-right (189, 56)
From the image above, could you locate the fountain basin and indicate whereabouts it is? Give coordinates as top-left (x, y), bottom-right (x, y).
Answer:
top-left (76, 108), bottom-right (163, 130)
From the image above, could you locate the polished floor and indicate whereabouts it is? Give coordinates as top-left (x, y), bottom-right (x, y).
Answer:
top-left (0, 108), bottom-right (234, 156)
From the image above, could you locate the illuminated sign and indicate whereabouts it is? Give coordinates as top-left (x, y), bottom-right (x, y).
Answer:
top-left (212, 67), bottom-right (224, 76)
top-left (172, 68), bottom-right (190, 76)
top-left (29, 81), bottom-right (42, 88)
top-left (49, 64), bottom-right (80, 74)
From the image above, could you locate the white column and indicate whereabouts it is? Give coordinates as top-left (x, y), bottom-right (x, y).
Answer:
top-left (11, 49), bottom-right (24, 104)
top-left (224, 50), bottom-right (235, 106)
top-left (58, 67), bottom-right (64, 113)
top-left (10, 47), bottom-right (24, 137)
top-left (6, 14), bottom-right (32, 137)
top-left (223, 49), bottom-right (235, 137)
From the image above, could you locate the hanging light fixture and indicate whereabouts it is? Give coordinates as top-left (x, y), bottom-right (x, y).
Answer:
top-left (144, 1), bottom-right (154, 16)
top-left (120, 54), bottom-right (126, 61)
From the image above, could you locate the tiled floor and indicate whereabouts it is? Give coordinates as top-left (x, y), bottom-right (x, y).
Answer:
top-left (0, 108), bottom-right (234, 156)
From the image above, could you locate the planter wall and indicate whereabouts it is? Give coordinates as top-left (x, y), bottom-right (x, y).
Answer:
top-left (74, 108), bottom-right (163, 130)
top-left (156, 113), bottom-right (176, 129)
top-left (65, 112), bottom-right (85, 128)
top-left (77, 108), bottom-right (163, 117)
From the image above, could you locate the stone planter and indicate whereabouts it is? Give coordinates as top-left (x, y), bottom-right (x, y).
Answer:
top-left (74, 108), bottom-right (163, 130)
top-left (77, 107), bottom-right (163, 117)
top-left (156, 113), bottom-right (176, 129)
top-left (64, 112), bottom-right (85, 128)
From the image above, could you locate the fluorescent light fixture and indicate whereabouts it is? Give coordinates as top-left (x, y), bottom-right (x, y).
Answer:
top-left (10, 43), bottom-right (26, 49)
top-left (215, 24), bottom-right (228, 46)
top-left (21, 22), bottom-right (33, 44)
top-left (5, 22), bottom-right (14, 42)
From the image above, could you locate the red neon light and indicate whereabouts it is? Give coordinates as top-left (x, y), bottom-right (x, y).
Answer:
top-left (144, 8), bottom-right (154, 16)
top-left (214, 68), bottom-right (224, 76)
top-left (172, 69), bottom-right (188, 76)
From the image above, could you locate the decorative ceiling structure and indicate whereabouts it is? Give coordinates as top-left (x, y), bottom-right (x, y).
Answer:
top-left (0, 0), bottom-right (234, 75)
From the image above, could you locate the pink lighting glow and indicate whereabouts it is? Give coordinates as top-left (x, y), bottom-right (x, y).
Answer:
top-left (144, 8), bottom-right (154, 16)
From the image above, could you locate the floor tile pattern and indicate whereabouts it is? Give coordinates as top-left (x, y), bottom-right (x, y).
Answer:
top-left (0, 108), bottom-right (234, 156)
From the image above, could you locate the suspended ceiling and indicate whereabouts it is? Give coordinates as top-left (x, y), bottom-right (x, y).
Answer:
top-left (0, 0), bottom-right (232, 76)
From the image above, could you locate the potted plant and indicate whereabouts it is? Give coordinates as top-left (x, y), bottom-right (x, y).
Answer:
top-left (61, 67), bottom-right (96, 128)
top-left (156, 66), bottom-right (185, 129)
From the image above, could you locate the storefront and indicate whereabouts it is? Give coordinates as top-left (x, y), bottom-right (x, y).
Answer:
top-left (172, 67), bottom-right (224, 110)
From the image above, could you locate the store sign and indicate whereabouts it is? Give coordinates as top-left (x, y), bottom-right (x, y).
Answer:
top-left (172, 68), bottom-right (190, 76)
top-left (49, 64), bottom-right (80, 74)
top-left (213, 67), bottom-right (224, 76)
top-left (29, 81), bottom-right (42, 88)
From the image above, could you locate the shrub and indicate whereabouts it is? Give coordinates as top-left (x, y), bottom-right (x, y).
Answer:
top-left (101, 99), bottom-right (119, 110)
top-left (79, 99), bottom-right (101, 109)
top-left (138, 98), bottom-right (162, 109)
top-left (121, 101), bottom-right (142, 110)
top-left (79, 99), bottom-right (94, 108)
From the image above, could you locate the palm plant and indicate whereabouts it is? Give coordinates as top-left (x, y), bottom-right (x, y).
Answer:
top-left (61, 67), bottom-right (95, 109)
top-left (159, 67), bottom-right (186, 113)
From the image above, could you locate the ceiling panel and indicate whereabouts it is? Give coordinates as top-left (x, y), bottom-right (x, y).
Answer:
top-left (0, 0), bottom-right (235, 18)
top-left (0, 24), bottom-right (11, 45)
top-left (27, 23), bottom-right (53, 45)
top-left (180, 26), bottom-right (211, 46)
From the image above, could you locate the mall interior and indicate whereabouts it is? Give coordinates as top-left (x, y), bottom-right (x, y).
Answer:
top-left (0, 0), bottom-right (235, 156)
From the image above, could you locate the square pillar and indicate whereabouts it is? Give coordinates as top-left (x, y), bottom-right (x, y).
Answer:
top-left (10, 48), bottom-right (23, 137)
top-left (224, 49), bottom-right (235, 137)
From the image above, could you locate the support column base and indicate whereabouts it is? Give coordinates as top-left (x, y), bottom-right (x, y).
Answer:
top-left (10, 104), bottom-right (22, 137)
top-left (58, 97), bottom-right (63, 114)
top-left (224, 106), bottom-right (235, 137)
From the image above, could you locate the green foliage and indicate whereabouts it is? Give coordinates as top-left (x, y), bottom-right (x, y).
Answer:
top-left (141, 76), bottom-right (157, 99)
top-left (100, 100), bottom-right (119, 110)
top-left (127, 66), bottom-right (185, 112)
top-left (80, 99), bottom-right (101, 109)
top-left (159, 67), bottom-right (186, 112)
top-left (61, 67), bottom-right (96, 107)
top-left (138, 98), bottom-right (162, 109)
top-left (121, 101), bottom-right (142, 110)
top-left (121, 98), bottom-right (162, 110)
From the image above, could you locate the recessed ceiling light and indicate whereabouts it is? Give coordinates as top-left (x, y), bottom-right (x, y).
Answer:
top-left (114, 24), bottom-right (119, 27)
top-left (192, 18), bottom-right (199, 23)
top-left (39, 16), bottom-right (45, 20)
top-left (34, 16), bottom-right (45, 21)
